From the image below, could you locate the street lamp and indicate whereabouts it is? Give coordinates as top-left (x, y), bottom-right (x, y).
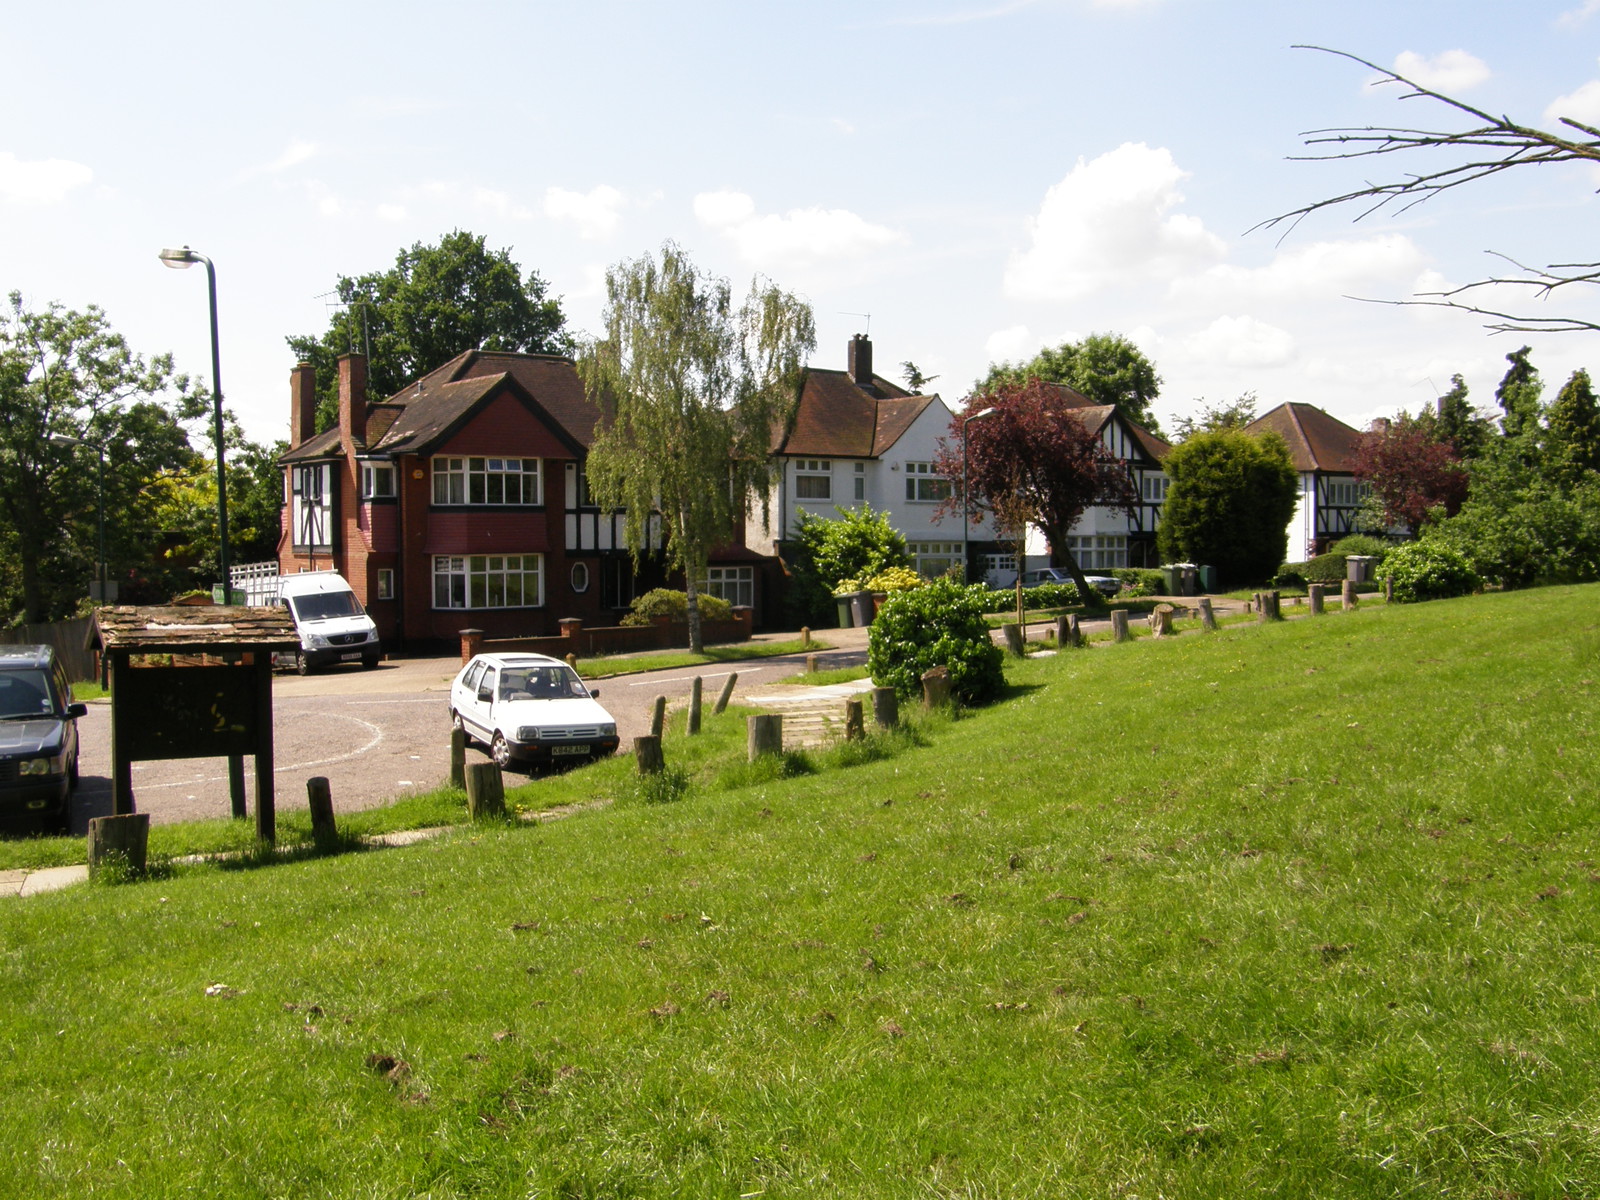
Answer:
top-left (960, 406), bottom-right (998, 583)
top-left (159, 245), bottom-right (231, 600)
top-left (47, 433), bottom-right (109, 603)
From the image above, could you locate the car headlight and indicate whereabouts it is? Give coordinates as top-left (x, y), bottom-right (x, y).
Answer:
top-left (599, 723), bottom-right (616, 737)
top-left (306, 633), bottom-right (330, 648)
top-left (20, 754), bottom-right (63, 776)
top-left (515, 727), bottom-right (541, 743)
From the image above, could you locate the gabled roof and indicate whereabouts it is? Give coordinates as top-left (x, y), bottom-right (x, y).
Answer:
top-left (403, 351), bottom-right (601, 447)
top-left (1246, 402), bottom-right (1361, 473)
top-left (280, 427), bottom-right (342, 463)
top-left (1033, 382), bottom-right (1172, 464)
top-left (776, 367), bottom-right (933, 458)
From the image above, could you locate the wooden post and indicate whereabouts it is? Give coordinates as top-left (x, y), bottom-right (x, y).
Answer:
top-left (634, 735), bottom-right (665, 776)
top-left (464, 762), bottom-right (506, 820)
top-left (1001, 622), bottom-right (1024, 656)
top-left (650, 695), bottom-right (666, 738)
top-left (1197, 597), bottom-right (1217, 631)
top-left (871, 686), bottom-right (899, 729)
top-left (1149, 603), bottom-right (1175, 638)
top-left (921, 665), bottom-right (953, 709)
top-left (805, 653), bottom-right (819, 674)
top-left (306, 776), bottom-right (336, 843)
top-left (714, 672), bottom-right (738, 714)
top-left (1110, 609), bottom-right (1130, 643)
top-left (687, 675), bottom-right (703, 735)
top-left (87, 813), bottom-right (149, 879)
top-left (1266, 590), bottom-right (1282, 621)
top-left (565, 652), bottom-right (578, 669)
top-left (747, 714), bottom-right (783, 760)
top-left (1342, 579), bottom-right (1357, 610)
top-left (844, 698), bottom-right (865, 741)
top-left (1308, 583), bottom-right (1325, 615)
top-left (1384, 575), bottom-right (1394, 603)
top-left (252, 654), bottom-right (276, 846)
top-left (228, 755), bottom-right (247, 820)
top-left (801, 626), bottom-right (811, 648)
top-left (449, 726), bottom-right (466, 788)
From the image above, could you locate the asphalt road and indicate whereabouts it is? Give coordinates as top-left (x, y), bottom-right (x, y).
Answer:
top-left (67, 640), bottom-right (868, 831)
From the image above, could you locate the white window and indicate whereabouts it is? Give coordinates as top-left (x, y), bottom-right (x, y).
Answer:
top-left (1325, 479), bottom-right (1365, 507)
top-left (1141, 474), bottom-right (1169, 503)
top-left (571, 562), bottom-right (590, 593)
top-left (1066, 535), bottom-right (1127, 570)
top-left (907, 541), bottom-right (963, 579)
top-left (983, 553), bottom-right (1017, 583)
top-left (376, 569), bottom-right (395, 600)
top-left (432, 554), bottom-right (544, 609)
top-left (361, 462), bottom-right (395, 499)
top-left (432, 456), bottom-right (542, 506)
top-left (904, 462), bottom-right (950, 503)
top-left (795, 459), bottom-right (831, 501)
top-left (706, 565), bottom-right (754, 608)
top-left (290, 463), bottom-right (333, 551)
top-left (853, 461), bottom-right (865, 502)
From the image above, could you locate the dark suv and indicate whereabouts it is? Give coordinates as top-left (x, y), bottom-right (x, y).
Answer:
top-left (0, 645), bottom-right (86, 832)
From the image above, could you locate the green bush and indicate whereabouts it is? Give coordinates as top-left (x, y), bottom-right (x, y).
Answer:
top-left (1110, 568), bottom-right (1164, 597)
top-left (1384, 541), bottom-right (1480, 603)
top-left (1302, 553), bottom-right (1349, 583)
top-left (785, 505), bottom-right (911, 625)
top-left (620, 588), bottom-right (734, 626)
top-left (867, 579), bottom-right (1005, 705)
top-left (980, 582), bottom-right (1081, 611)
top-left (1272, 569), bottom-right (1308, 590)
top-left (1329, 534), bottom-right (1391, 560)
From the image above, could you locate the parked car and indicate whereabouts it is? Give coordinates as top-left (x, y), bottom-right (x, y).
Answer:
top-left (0, 645), bottom-right (86, 832)
top-left (450, 653), bottom-right (620, 770)
top-left (272, 570), bottom-right (382, 674)
top-left (1019, 567), bottom-right (1121, 596)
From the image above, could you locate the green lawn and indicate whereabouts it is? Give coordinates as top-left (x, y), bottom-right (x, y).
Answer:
top-left (1, 586), bottom-right (1597, 1197)
top-left (576, 636), bottom-right (825, 678)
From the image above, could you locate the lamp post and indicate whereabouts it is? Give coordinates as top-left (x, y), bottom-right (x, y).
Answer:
top-left (960, 406), bottom-right (998, 583)
top-left (48, 433), bottom-right (108, 603)
top-left (159, 245), bottom-right (230, 600)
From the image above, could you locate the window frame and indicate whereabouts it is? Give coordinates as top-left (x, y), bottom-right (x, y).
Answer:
top-left (431, 456), bottom-right (543, 507)
top-left (793, 459), bottom-right (832, 501)
top-left (432, 553), bottom-right (545, 610)
top-left (904, 461), bottom-right (950, 503)
top-left (360, 462), bottom-right (396, 500)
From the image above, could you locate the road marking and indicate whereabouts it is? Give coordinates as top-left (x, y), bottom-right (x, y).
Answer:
top-left (123, 711), bottom-right (386, 789)
top-left (626, 666), bottom-right (767, 687)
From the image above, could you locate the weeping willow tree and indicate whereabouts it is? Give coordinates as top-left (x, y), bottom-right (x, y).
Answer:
top-left (579, 243), bottom-right (815, 652)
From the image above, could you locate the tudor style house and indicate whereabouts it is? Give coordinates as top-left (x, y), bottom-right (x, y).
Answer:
top-left (747, 336), bottom-right (1172, 582)
top-left (1244, 402), bottom-right (1368, 562)
top-left (276, 350), bottom-right (770, 650)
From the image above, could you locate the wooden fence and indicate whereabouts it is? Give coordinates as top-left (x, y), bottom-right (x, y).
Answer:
top-left (0, 615), bottom-right (96, 682)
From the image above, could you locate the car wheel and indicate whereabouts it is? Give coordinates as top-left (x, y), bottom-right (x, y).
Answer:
top-left (451, 709), bottom-right (476, 747)
top-left (490, 732), bottom-right (513, 769)
top-left (362, 654), bottom-right (380, 669)
top-left (68, 748), bottom-right (79, 788)
top-left (295, 652), bottom-right (310, 676)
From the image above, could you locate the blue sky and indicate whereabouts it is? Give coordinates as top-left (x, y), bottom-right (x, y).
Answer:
top-left (5, 0), bottom-right (1600, 444)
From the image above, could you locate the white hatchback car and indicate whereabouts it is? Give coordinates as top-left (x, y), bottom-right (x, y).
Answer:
top-left (450, 653), bottom-right (620, 770)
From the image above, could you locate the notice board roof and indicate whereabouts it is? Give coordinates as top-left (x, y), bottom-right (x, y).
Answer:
top-left (90, 605), bottom-right (300, 652)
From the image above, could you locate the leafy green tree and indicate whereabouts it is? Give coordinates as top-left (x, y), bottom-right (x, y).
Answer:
top-left (977, 332), bottom-right (1164, 436)
top-left (1170, 392), bottom-right (1258, 442)
top-left (900, 361), bottom-right (938, 393)
top-left (1496, 346), bottom-right (1543, 442)
top-left (286, 230), bottom-right (570, 431)
top-left (1428, 374), bottom-right (1493, 461)
top-left (1156, 429), bottom-right (1298, 587)
top-left (1544, 368), bottom-right (1600, 488)
top-left (580, 243), bottom-right (815, 652)
top-left (786, 505), bottom-right (910, 626)
top-left (0, 294), bottom-right (198, 622)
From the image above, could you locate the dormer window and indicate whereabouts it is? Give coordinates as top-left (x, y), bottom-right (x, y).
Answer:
top-left (361, 462), bottom-right (395, 499)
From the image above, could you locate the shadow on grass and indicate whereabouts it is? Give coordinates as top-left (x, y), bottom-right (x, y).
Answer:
top-left (214, 828), bottom-right (375, 873)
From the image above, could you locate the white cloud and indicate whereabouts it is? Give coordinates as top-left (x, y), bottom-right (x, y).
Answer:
top-left (266, 140), bottom-right (317, 172)
top-left (0, 151), bottom-right (93, 204)
top-left (376, 203), bottom-right (407, 222)
top-left (1558, 1), bottom-right (1600, 29)
top-left (1181, 316), bottom-right (1296, 368)
top-left (1004, 142), bottom-right (1225, 302)
top-left (318, 194), bottom-right (342, 217)
top-left (1174, 235), bottom-right (1425, 304)
top-left (694, 190), bottom-right (907, 268)
top-left (417, 181), bottom-right (536, 220)
top-left (1390, 50), bottom-right (1490, 92)
top-left (984, 325), bottom-right (1036, 362)
top-left (544, 185), bottom-right (626, 240)
top-left (1546, 77), bottom-right (1600, 127)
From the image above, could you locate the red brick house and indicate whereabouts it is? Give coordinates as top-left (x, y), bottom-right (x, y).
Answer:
top-left (277, 350), bottom-right (767, 650)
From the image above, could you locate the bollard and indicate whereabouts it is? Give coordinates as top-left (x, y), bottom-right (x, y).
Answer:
top-left (871, 686), bottom-right (899, 729)
top-left (921, 665), bottom-right (952, 709)
top-left (87, 813), bottom-right (150, 879)
top-left (465, 762), bottom-right (506, 820)
top-left (1001, 622), bottom-right (1024, 656)
top-left (1149, 603), bottom-right (1175, 638)
top-left (565, 652), bottom-right (578, 670)
top-left (634, 735), bottom-right (665, 776)
top-left (1197, 597), bottom-right (1217, 632)
top-left (1384, 575), bottom-right (1394, 603)
top-left (1110, 610), bottom-right (1130, 643)
top-left (449, 726), bottom-right (466, 789)
top-left (1342, 579), bottom-right (1357, 610)
top-left (747, 714), bottom-right (783, 760)
top-left (687, 676), bottom-right (703, 735)
top-left (801, 625), bottom-right (812, 648)
top-left (650, 695), bottom-right (667, 738)
top-left (844, 698), bottom-right (865, 741)
top-left (306, 776), bottom-right (337, 843)
top-left (805, 653), bottom-right (819, 675)
top-left (1308, 583), bottom-right (1325, 615)
top-left (714, 672), bottom-right (738, 714)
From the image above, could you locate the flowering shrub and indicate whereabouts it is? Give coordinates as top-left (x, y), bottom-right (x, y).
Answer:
top-left (620, 588), bottom-right (734, 626)
top-left (867, 579), bottom-right (1005, 705)
top-left (834, 566), bottom-right (927, 595)
top-left (1384, 541), bottom-right (1480, 603)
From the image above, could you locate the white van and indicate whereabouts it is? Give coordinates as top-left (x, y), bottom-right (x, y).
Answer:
top-left (273, 571), bottom-right (382, 673)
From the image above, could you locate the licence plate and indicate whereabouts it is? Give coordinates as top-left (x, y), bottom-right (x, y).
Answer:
top-left (340, 651), bottom-right (363, 661)
top-left (551, 744), bottom-right (592, 757)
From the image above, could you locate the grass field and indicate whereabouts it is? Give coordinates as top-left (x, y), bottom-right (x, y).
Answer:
top-left (1, 586), bottom-right (1597, 1197)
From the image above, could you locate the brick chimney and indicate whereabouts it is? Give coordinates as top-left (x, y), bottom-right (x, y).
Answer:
top-left (848, 334), bottom-right (873, 388)
top-left (338, 353), bottom-right (368, 448)
top-left (1368, 417), bottom-right (1392, 434)
top-left (290, 361), bottom-right (317, 447)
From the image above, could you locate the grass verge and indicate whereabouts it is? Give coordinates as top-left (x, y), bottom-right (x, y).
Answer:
top-left (576, 637), bottom-right (828, 678)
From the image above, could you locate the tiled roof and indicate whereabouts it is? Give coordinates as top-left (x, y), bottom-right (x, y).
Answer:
top-left (406, 351), bottom-right (602, 447)
top-left (91, 605), bottom-right (300, 651)
top-left (280, 426), bottom-right (342, 463)
top-left (777, 368), bottom-right (929, 458)
top-left (1246, 402), bottom-right (1362, 473)
top-left (1035, 382), bottom-right (1171, 464)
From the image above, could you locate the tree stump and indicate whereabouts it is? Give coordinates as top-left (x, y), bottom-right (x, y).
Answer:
top-left (650, 695), bottom-right (667, 738)
top-left (1308, 583), bottom-right (1325, 615)
top-left (747, 714), bottom-right (783, 760)
top-left (1265, 590), bottom-right (1282, 621)
top-left (634, 735), bottom-right (665, 776)
top-left (1054, 615), bottom-right (1076, 648)
top-left (1110, 609), bottom-right (1130, 643)
top-left (464, 762), bottom-right (506, 821)
top-left (871, 686), bottom-right (899, 729)
top-left (87, 813), bottom-right (149, 879)
top-left (1197, 597), bottom-right (1217, 632)
top-left (1342, 579), bottom-right (1357, 610)
top-left (1001, 622), bottom-right (1025, 656)
top-left (921, 665), bottom-right (952, 709)
top-left (844, 698), bottom-right (865, 741)
top-left (714, 672), bottom-right (738, 714)
top-left (1149, 603), bottom-right (1176, 638)
top-left (687, 676), bottom-right (703, 735)
top-left (449, 726), bottom-right (466, 789)
top-left (306, 776), bottom-right (337, 843)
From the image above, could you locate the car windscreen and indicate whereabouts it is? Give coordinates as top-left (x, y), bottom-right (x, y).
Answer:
top-left (499, 666), bottom-right (590, 700)
top-left (0, 669), bottom-right (55, 719)
top-left (289, 591), bottom-right (363, 621)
